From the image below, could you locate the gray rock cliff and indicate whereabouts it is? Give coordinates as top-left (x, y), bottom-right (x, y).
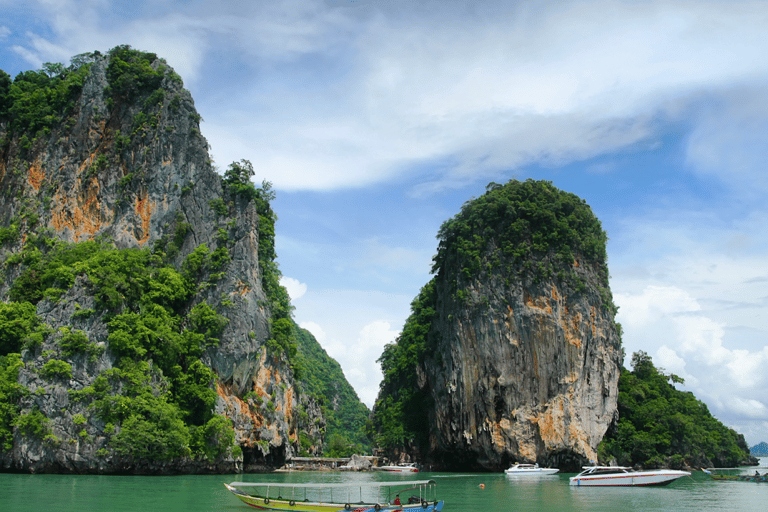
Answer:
top-left (0, 48), bottom-right (324, 473)
top-left (374, 180), bottom-right (623, 472)
top-left (424, 253), bottom-right (621, 470)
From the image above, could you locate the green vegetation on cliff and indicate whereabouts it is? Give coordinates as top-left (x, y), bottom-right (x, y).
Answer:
top-left (374, 281), bottom-right (436, 453)
top-left (0, 57), bottom-right (93, 153)
top-left (433, 179), bottom-right (609, 286)
top-left (0, 231), bottom-right (240, 460)
top-left (599, 351), bottom-right (751, 468)
top-left (293, 324), bottom-right (371, 455)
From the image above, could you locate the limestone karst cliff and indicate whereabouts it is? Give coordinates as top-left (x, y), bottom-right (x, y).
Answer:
top-left (0, 47), bottom-right (365, 473)
top-left (374, 180), bottom-right (623, 471)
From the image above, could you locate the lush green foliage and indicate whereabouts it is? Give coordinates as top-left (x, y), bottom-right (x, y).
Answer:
top-left (190, 414), bottom-right (241, 461)
top-left (0, 70), bottom-right (11, 118)
top-left (106, 45), bottom-right (166, 101)
top-left (0, 234), bottom-right (233, 459)
top-left (0, 354), bottom-right (25, 449)
top-left (600, 352), bottom-right (751, 468)
top-left (0, 56), bottom-right (93, 148)
top-left (40, 359), bottom-right (73, 380)
top-left (292, 323), bottom-right (372, 455)
top-left (373, 281), bottom-right (436, 453)
top-left (0, 302), bottom-right (41, 355)
top-left (432, 179), bottom-right (609, 285)
top-left (0, 221), bottom-right (19, 245)
top-left (13, 409), bottom-right (51, 439)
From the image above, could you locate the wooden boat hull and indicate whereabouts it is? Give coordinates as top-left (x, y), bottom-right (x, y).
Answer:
top-left (708, 474), bottom-right (768, 483)
top-left (225, 484), bottom-right (444, 512)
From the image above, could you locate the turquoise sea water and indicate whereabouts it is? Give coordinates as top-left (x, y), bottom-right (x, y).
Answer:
top-left (2, 461), bottom-right (768, 512)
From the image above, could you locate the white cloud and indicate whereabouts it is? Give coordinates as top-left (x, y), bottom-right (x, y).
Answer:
top-left (615, 285), bottom-right (700, 327)
top-left (299, 321), bottom-right (326, 343)
top-left (673, 315), bottom-right (730, 367)
top-left (725, 398), bottom-right (768, 420)
top-left (280, 276), bottom-right (307, 300)
top-left (295, 287), bottom-right (408, 408)
top-left (356, 320), bottom-right (397, 353)
top-left (655, 345), bottom-right (696, 385)
top-left (347, 320), bottom-right (400, 407)
top-left (686, 87), bottom-right (768, 194)
top-left (725, 348), bottom-right (768, 389)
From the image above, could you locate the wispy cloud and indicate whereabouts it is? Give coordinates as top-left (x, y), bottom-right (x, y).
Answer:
top-left (12, 1), bottom-right (768, 194)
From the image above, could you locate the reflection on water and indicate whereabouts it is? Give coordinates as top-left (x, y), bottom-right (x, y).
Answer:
top-left (2, 460), bottom-right (768, 512)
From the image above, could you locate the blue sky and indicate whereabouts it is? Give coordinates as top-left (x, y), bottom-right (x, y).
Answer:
top-left (2, 0), bottom-right (768, 445)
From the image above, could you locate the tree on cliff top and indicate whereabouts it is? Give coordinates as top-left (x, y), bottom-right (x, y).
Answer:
top-left (432, 179), bottom-right (609, 286)
top-left (599, 351), bottom-right (752, 469)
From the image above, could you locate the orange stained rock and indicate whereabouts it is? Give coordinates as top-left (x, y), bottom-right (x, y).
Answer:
top-left (236, 280), bottom-right (251, 296)
top-left (27, 160), bottom-right (45, 191)
top-left (50, 179), bottom-right (105, 242)
top-left (284, 387), bottom-right (294, 418)
top-left (134, 193), bottom-right (152, 246)
top-left (568, 420), bottom-right (596, 461)
top-left (217, 381), bottom-right (263, 430)
top-left (78, 152), bottom-right (97, 175)
top-left (525, 292), bottom-right (552, 314)
top-left (563, 311), bottom-right (583, 348)
top-left (488, 417), bottom-right (512, 449)
top-left (536, 397), bottom-right (569, 446)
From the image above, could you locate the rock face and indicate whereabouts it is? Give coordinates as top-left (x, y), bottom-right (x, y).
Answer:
top-left (375, 180), bottom-right (622, 472)
top-left (0, 49), bottom-right (325, 473)
top-left (424, 255), bottom-right (622, 471)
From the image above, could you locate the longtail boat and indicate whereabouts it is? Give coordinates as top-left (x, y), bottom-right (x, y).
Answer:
top-left (703, 467), bottom-right (768, 483)
top-left (224, 479), bottom-right (444, 512)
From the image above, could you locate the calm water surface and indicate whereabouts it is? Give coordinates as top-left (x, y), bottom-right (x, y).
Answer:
top-left (2, 461), bottom-right (768, 512)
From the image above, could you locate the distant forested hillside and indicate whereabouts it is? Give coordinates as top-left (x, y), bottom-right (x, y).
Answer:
top-left (293, 324), bottom-right (371, 455)
top-left (600, 351), bottom-right (754, 468)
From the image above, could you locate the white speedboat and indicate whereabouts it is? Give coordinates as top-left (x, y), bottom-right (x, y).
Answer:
top-left (569, 466), bottom-right (690, 486)
top-left (376, 462), bottom-right (419, 472)
top-left (504, 463), bottom-right (559, 475)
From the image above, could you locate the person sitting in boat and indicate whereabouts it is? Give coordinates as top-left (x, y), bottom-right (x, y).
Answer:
top-left (394, 495), bottom-right (401, 506)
